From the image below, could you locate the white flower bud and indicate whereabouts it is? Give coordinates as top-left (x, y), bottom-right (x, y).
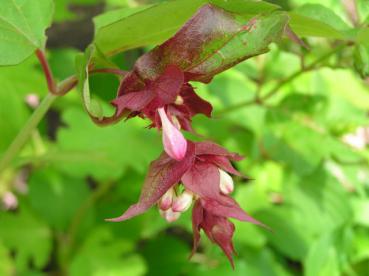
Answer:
top-left (219, 169), bottom-right (234, 194)
top-left (158, 188), bottom-right (174, 211)
top-left (2, 192), bottom-right (18, 210)
top-left (159, 208), bottom-right (181, 222)
top-left (172, 190), bottom-right (193, 212)
top-left (25, 94), bottom-right (40, 108)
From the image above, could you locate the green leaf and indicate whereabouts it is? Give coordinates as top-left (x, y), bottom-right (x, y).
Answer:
top-left (304, 227), bottom-right (353, 276)
top-left (55, 107), bottom-right (161, 180)
top-left (0, 241), bottom-right (14, 276)
top-left (93, 0), bottom-right (207, 56)
top-left (28, 168), bottom-right (91, 231)
top-left (295, 4), bottom-right (350, 32)
top-left (0, 204), bottom-right (52, 271)
top-left (69, 226), bottom-right (146, 276)
top-left (0, 0), bottom-right (54, 65)
top-left (75, 45), bottom-right (104, 120)
top-left (354, 44), bottom-right (369, 78)
top-left (289, 4), bottom-right (350, 39)
top-left (0, 58), bottom-right (47, 155)
top-left (257, 207), bottom-right (311, 260)
top-left (357, 27), bottom-right (369, 46)
top-left (93, 0), bottom-right (280, 57)
top-left (210, 0), bottom-right (278, 15)
top-left (141, 234), bottom-right (189, 276)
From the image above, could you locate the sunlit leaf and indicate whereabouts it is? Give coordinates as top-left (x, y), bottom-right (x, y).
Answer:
top-left (0, 0), bottom-right (54, 65)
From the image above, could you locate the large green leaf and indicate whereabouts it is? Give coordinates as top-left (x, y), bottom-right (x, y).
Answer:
top-left (0, 0), bottom-right (54, 65)
top-left (54, 107), bottom-right (161, 180)
top-left (93, 0), bottom-right (280, 57)
top-left (28, 168), bottom-right (91, 231)
top-left (69, 226), bottom-right (146, 276)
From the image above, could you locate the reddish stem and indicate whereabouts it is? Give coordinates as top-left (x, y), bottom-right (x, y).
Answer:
top-left (35, 49), bottom-right (57, 94)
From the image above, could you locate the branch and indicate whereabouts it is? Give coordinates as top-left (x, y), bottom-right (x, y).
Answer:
top-left (217, 43), bottom-right (349, 116)
top-left (35, 49), bottom-right (57, 94)
top-left (0, 94), bottom-right (57, 174)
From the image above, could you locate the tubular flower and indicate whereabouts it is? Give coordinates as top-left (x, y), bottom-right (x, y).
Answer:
top-left (107, 141), bottom-right (266, 266)
top-left (157, 107), bottom-right (187, 160)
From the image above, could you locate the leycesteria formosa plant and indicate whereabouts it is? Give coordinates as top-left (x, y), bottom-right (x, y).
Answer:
top-left (1, 2), bottom-right (299, 267)
top-left (85, 4), bottom-right (295, 266)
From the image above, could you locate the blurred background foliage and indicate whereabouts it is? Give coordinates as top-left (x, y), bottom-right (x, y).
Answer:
top-left (0, 0), bottom-right (369, 275)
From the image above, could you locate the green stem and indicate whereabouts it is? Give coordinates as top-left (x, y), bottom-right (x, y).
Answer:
top-left (217, 43), bottom-right (349, 115)
top-left (0, 93), bottom-right (57, 174)
top-left (58, 181), bottom-right (115, 269)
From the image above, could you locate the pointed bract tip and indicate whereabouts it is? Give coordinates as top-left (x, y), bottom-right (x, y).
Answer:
top-left (158, 107), bottom-right (187, 161)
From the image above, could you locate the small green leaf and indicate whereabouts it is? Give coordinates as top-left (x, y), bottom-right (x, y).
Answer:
top-left (75, 45), bottom-right (104, 120)
top-left (289, 4), bottom-right (351, 39)
top-left (354, 44), bottom-right (369, 78)
top-left (0, 0), bottom-right (54, 65)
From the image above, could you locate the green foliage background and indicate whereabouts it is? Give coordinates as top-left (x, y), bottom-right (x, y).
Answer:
top-left (0, 0), bottom-right (369, 275)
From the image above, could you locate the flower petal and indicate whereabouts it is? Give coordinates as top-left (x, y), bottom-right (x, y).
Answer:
top-left (201, 212), bottom-right (236, 268)
top-left (158, 107), bottom-right (187, 161)
top-left (182, 162), bottom-right (221, 200)
top-left (112, 89), bottom-right (154, 116)
top-left (154, 65), bottom-right (184, 105)
top-left (201, 196), bottom-right (268, 228)
top-left (195, 141), bottom-right (243, 161)
top-left (180, 84), bottom-right (212, 117)
top-left (106, 143), bottom-right (196, 222)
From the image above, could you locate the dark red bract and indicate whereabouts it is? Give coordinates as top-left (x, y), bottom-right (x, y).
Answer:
top-left (112, 64), bottom-right (212, 131)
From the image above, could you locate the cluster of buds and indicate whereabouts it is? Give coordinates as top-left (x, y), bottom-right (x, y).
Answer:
top-left (158, 168), bottom-right (234, 223)
top-left (158, 187), bottom-right (193, 222)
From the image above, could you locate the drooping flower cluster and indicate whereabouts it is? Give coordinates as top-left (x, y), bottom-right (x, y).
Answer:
top-left (106, 3), bottom-right (289, 266)
top-left (108, 141), bottom-right (265, 266)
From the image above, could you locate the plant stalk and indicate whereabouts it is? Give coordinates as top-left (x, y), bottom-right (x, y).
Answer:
top-left (0, 93), bottom-right (57, 175)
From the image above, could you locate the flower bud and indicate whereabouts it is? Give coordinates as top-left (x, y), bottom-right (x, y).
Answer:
top-left (158, 107), bottom-right (187, 161)
top-left (219, 169), bottom-right (234, 194)
top-left (25, 94), bottom-right (40, 108)
top-left (2, 191), bottom-right (18, 210)
top-left (159, 208), bottom-right (181, 222)
top-left (158, 187), bottom-right (174, 211)
top-left (172, 190), bottom-right (193, 212)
